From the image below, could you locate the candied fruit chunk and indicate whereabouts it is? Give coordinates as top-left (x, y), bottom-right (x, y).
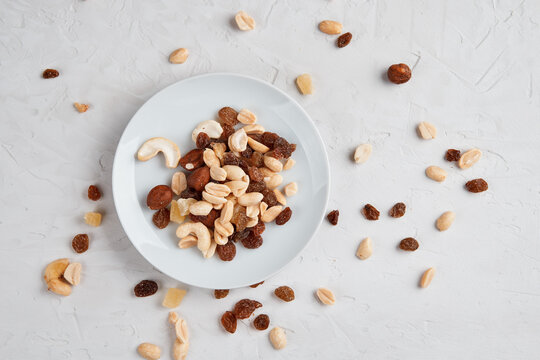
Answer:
top-left (72, 234), bottom-right (89, 253)
top-left (445, 149), bottom-right (461, 162)
top-left (152, 208), bottom-right (170, 229)
top-left (399, 237), bottom-right (419, 251)
top-left (221, 311), bottom-right (237, 333)
top-left (362, 204), bottom-right (379, 220)
top-left (88, 185), bottom-right (101, 201)
top-left (84, 212), bottom-right (102, 227)
top-left (389, 203), bottom-right (406, 218)
top-left (214, 289), bottom-right (229, 299)
top-left (170, 201), bottom-right (185, 224)
top-left (275, 207), bottom-right (292, 225)
top-left (253, 314), bottom-right (270, 330)
top-left (162, 288), bottom-right (187, 308)
top-left (274, 286), bottom-right (295, 302)
top-left (465, 178), bottom-right (488, 193)
top-left (216, 241), bottom-right (236, 261)
top-left (233, 299), bottom-right (262, 319)
top-left (327, 210), bottom-right (339, 225)
top-left (134, 280), bottom-right (158, 297)
top-left (222, 152), bottom-right (240, 166)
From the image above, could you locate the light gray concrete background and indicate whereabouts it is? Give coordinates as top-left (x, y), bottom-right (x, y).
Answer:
top-left (1, 0), bottom-right (539, 359)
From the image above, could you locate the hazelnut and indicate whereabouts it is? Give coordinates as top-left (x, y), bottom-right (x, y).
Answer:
top-left (187, 166), bottom-right (210, 192)
top-left (387, 63), bottom-right (411, 84)
top-left (146, 185), bottom-right (173, 210)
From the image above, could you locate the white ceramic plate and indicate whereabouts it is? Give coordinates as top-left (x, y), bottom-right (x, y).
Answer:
top-left (112, 73), bottom-right (330, 289)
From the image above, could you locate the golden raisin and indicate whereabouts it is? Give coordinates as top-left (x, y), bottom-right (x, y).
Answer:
top-left (274, 286), bottom-right (295, 302)
top-left (218, 107), bottom-right (239, 126)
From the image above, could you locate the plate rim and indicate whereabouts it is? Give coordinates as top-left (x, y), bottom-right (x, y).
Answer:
top-left (112, 72), bottom-right (331, 288)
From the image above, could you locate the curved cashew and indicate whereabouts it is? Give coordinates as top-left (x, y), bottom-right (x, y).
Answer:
top-left (191, 120), bottom-right (223, 142)
top-left (203, 241), bottom-right (217, 259)
top-left (137, 137), bottom-right (181, 168)
top-left (44, 258), bottom-right (71, 296)
top-left (176, 222), bottom-right (211, 253)
top-left (178, 235), bottom-right (198, 249)
top-left (214, 231), bottom-right (228, 245)
top-left (228, 128), bottom-right (248, 152)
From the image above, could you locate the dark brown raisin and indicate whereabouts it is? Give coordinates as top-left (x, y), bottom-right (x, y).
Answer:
top-left (261, 188), bottom-right (278, 207)
top-left (399, 237), bottom-right (419, 251)
top-left (247, 180), bottom-right (266, 193)
top-left (261, 132), bottom-right (279, 148)
top-left (220, 124), bottom-right (235, 141)
top-left (180, 188), bottom-right (202, 200)
top-left (214, 289), bottom-right (229, 299)
top-left (196, 132), bottom-right (211, 149)
top-left (267, 149), bottom-right (284, 160)
top-left (216, 241), bottom-right (236, 261)
top-left (221, 311), bottom-right (237, 333)
top-left (327, 210), bottom-right (339, 225)
top-left (72, 234), bottom-right (89, 253)
top-left (247, 167), bottom-right (264, 183)
top-left (186, 166), bottom-right (210, 191)
top-left (233, 299), bottom-right (262, 319)
top-left (273, 137), bottom-right (296, 158)
top-left (337, 32), bottom-right (352, 48)
top-left (152, 208), bottom-right (170, 229)
top-left (250, 220), bottom-right (266, 236)
top-left (42, 69), bottom-right (59, 78)
top-left (232, 229), bottom-right (250, 243)
top-left (179, 148), bottom-right (204, 171)
top-left (387, 63), bottom-right (411, 84)
top-left (134, 280), bottom-right (158, 297)
top-left (147, 185), bottom-right (173, 210)
top-left (248, 151), bottom-right (265, 167)
top-left (465, 178), bottom-right (488, 193)
top-left (249, 281), bottom-right (264, 288)
top-left (363, 204), bottom-right (380, 220)
top-left (238, 158), bottom-right (249, 172)
top-left (87, 185), bottom-right (101, 201)
top-left (241, 233), bottom-right (263, 249)
top-left (222, 152), bottom-right (240, 166)
top-left (275, 207), bottom-right (292, 225)
top-left (253, 314), bottom-right (270, 330)
top-left (274, 286), bottom-right (295, 302)
top-left (218, 107), bottom-right (239, 126)
top-left (248, 133), bottom-right (263, 143)
top-left (389, 203), bottom-right (406, 218)
top-left (241, 146), bottom-right (253, 158)
top-left (190, 208), bottom-right (219, 228)
top-left (445, 149), bottom-right (461, 162)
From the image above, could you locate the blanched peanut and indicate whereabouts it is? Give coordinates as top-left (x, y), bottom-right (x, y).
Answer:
top-left (247, 136), bottom-right (270, 153)
top-left (264, 174), bottom-right (283, 189)
top-left (264, 155), bottom-right (283, 172)
top-left (203, 149), bottom-right (220, 168)
top-left (171, 172), bottom-right (187, 195)
top-left (202, 191), bottom-right (227, 205)
top-left (273, 189), bottom-right (286, 205)
top-left (189, 201), bottom-right (213, 216)
top-left (210, 166), bottom-right (227, 181)
top-left (283, 182), bottom-right (297, 197)
top-left (283, 158), bottom-right (295, 170)
top-left (238, 192), bottom-right (263, 206)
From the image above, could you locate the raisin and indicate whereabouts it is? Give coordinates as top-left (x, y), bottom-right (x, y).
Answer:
top-left (249, 281), bottom-right (264, 288)
top-left (87, 185), bottom-right (101, 201)
top-left (218, 106), bottom-right (239, 126)
top-left (250, 220), bottom-right (265, 236)
top-left (232, 299), bottom-right (262, 319)
top-left (275, 207), bottom-right (292, 225)
top-left (337, 32), bottom-right (352, 48)
top-left (179, 148), bottom-right (204, 171)
top-left (253, 314), bottom-right (270, 330)
top-left (327, 210), bottom-right (339, 225)
top-left (261, 188), bottom-right (278, 207)
top-left (363, 204), bottom-right (380, 220)
top-left (273, 137), bottom-right (296, 158)
top-left (274, 286), bottom-right (295, 302)
top-left (247, 180), bottom-right (266, 193)
top-left (399, 237), bottom-right (419, 251)
top-left (387, 63), bottom-right (412, 84)
top-left (241, 146), bottom-right (253, 158)
top-left (147, 185), bottom-right (173, 210)
top-left (196, 132), bottom-right (211, 149)
top-left (389, 203), bottom-right (406, 218)
top-left (261, 132), bottom-right (279, 148)
top-left (221, 311), bottom-right (237, 333)
top-left (232, 229), bottom-right (250, 243)
top-left (238, 158), bottom-right (250, 172)
top-left (216, 241), bottom-right (236, 261)
top-left (222, 152), bottom-right (240, 166)
top-left (241, 233), bottom-right (263, 249)
top-left (248, 151), bottom-right (265, 167)
top-left (445, 149), bottom-right (461, 162)
top-left (72, 234), bottom-right (89, 253)
top-left (134, 280), bottom-right (158, 297)
top-left (42, 68), bottom-right (59, 78)
top-left (180, 188), bottom-right (201, 200)
top-left (190, 208), bottom-right (219, 228)
top-left (267, 149), bottom-right (284, 160)
top-left (465, 178), bottom-right (488, 193)
top-left (231, 206), bottom-right (249, 231)
top-left (247, 167), bottom-right (264, 183)
top-left (214, 289), bottom-right (229, 299)
top-left (152, 208), bottom-right (170, 229)
top-left (220, 124), bottom-right (235, 141)
top-left (249, 133), bottom-right (263, 142)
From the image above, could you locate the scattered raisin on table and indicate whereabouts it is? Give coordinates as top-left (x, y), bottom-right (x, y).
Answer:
top-left (389, 203), bottom-right (406, 218)
top-left (445, 149), bottom-right (461, 162)
top-left (465, 178), bottom-right (488, 193)
top-left (327, 210), bottom-right (339, 225)
top-left (363, 204), bottom-right (380, 220)
top-left (241, 233), bottom-right (263, 249)
top-left (387, 63), bottom-right (411, 84)
top-left (233, 299), bottom-right (262, 319)
top-left (274, 286), bottom-right (295, 302)
top-left (249, 281), bottom-right (264, 288)
top-left (42, 69), bottom-right (59, 79)
top-left (72, 234), bottom-right (89, 253)
top-left (216, 241), bottom-right (236, 261)
top-left (275, 207), bottom-right (292, 225)
top-left (87, 185), bottom-right (101, 201)
top-left (221, 311), bottom-right (237, 334)
top-left (214, 289), bottom-right (229, 299)
top-left (399, 237), bottom-right (419, 251)
top-left (196, 132), bottom-right (211, 148)
top-left (152, 208), bottom-right (170, 229)
top-left (218, 106), bottom-right (239, 127)
top-left (253, 314), bottom-right (270, 330)
top-left (337, 32), bottom-right (352, 48)
top-left (134, 280), bottom-right (158, 297)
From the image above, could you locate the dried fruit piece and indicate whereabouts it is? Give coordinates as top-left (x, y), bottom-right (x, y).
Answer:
top-left (216, 241), bottom-right (236, 261)
top-left (250, 281), bottom-right (264, 288)
top-left (316, 287), bottom-right (336, 305)
top-left (214, 289), bottom-right (229, 299)
top-left (162, 288), bottom-right (187, 308)
top-left (74, 102), bottom-right (89, 113)
top-left (222, 152), bottom-right (240, 166)
top-left (233, 299), bottom-right (262, 319)
top-left (389, 203), bottom-right (406, 218)
top-left (87, 185), bottom-right (101, 201)
top-left (248, 166), bottom-right (264, 183)
top-left (169, 48), bottom-right (189, 64)
top-left (179, 149), bottom-right (204, 171)
top-left (180, 188), bottom-right (201, 200)
top-left (248, 151), bottom-right (265, 167)
top-left (362, 204), bottom-right (380, 220)
top-left (247, 180), bottom-right (266, 193)
top-left (235, 10), bottom-right (256, 31)
top-left (327, 210), bottom-right (339, 225)
top-left (269, 327), bottom-right (287, 350)
top-left (170, 201), bottom-right (186, 224)
top-left (241, 233), bottom-right (263, 249)
top-left (399, 237), bottom-right (419, 251)
top-left (63, 263), bottom-right (82, 285)
top-left (147, 185), bottom-right (173, 210)
top-left (153, 208), bottom-right (170, 229)
top-left (261, 132), bottom-right (279, 148)
top-left (436, 211), bottom-right (455, 231)
top-left (220, 124), bottom-right (235, 141)
top-left (221, 311), bottom-right (237, 334)
top-left (356, 237), bottom-right (373, 260)
top-left (445, 149), bottom-right (461, 162)
top-left (84, 212), bottom-right (102, 227)
top-left (425, 166), bottom-right (447, 182)
top-left (137, 343), bottom-right (162, 360)
top-left (337, 32), bottom-right (352, 47)
top-left (134, 280), bottom-right (158, 297)
top-left (458, 149), bottom-right (482, 169)
top-left (353, 143), bottom-right (372, 163)
top-left (186, 166), bottom-right (210, 192)
top-left (196, 132), bottom-right (211, 149)
top-left (218, 107), bottom-right (239, 126)
top-left (318, 20), bottom-right (342, 34)
top-left (42, 68), bottom-right (59, 78)
top-left (465, 178), bottom-right (488, 193)
top-left (253, 314), bottom-right (270, 330)
top-left (190, 208), bottom-right (219, 228)
top-left (296, 74), bottom-right (313, 95)
top-left (72, 234), bottom-right (89, 253)
top-left (417, 122), bottom-right (437, 140)
top-left (274, 286), bottom-right (295, 302)
top-left (137, 137), bottom-right (181, 168)
top-left (420, 268), bottom-right (435, 288)
top-left (275, 207), bottom-right (292, 225)
top-left (261, 188), bottom-right (278, 207)
top-left (387, 63), bottom-right (411, 84)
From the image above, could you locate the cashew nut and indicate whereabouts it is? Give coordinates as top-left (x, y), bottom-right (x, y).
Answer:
top-left (213, 231), bottom-right (227, 245)
top-left (191, 120), bottom-right (223, 142)
top-left (63, 263), bottom-right (82, 286)
top-left (43, 258), bottom-right (71, 296)
top-left (137, 137), bottom-right (181, 168)
top-left (178, 235), bottom-right (198, 249)
top-left (228, 128), bottom-right (248, 152)
top-left (223, 165), bottom-right (246, 180)
top-left (176, 222), bottom-right (211, 253)
top-left (203, 241), bottom-right (217, 259)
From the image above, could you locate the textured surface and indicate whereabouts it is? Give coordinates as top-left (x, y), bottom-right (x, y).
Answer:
top-left (1, 1), bottom-right (540, 359)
